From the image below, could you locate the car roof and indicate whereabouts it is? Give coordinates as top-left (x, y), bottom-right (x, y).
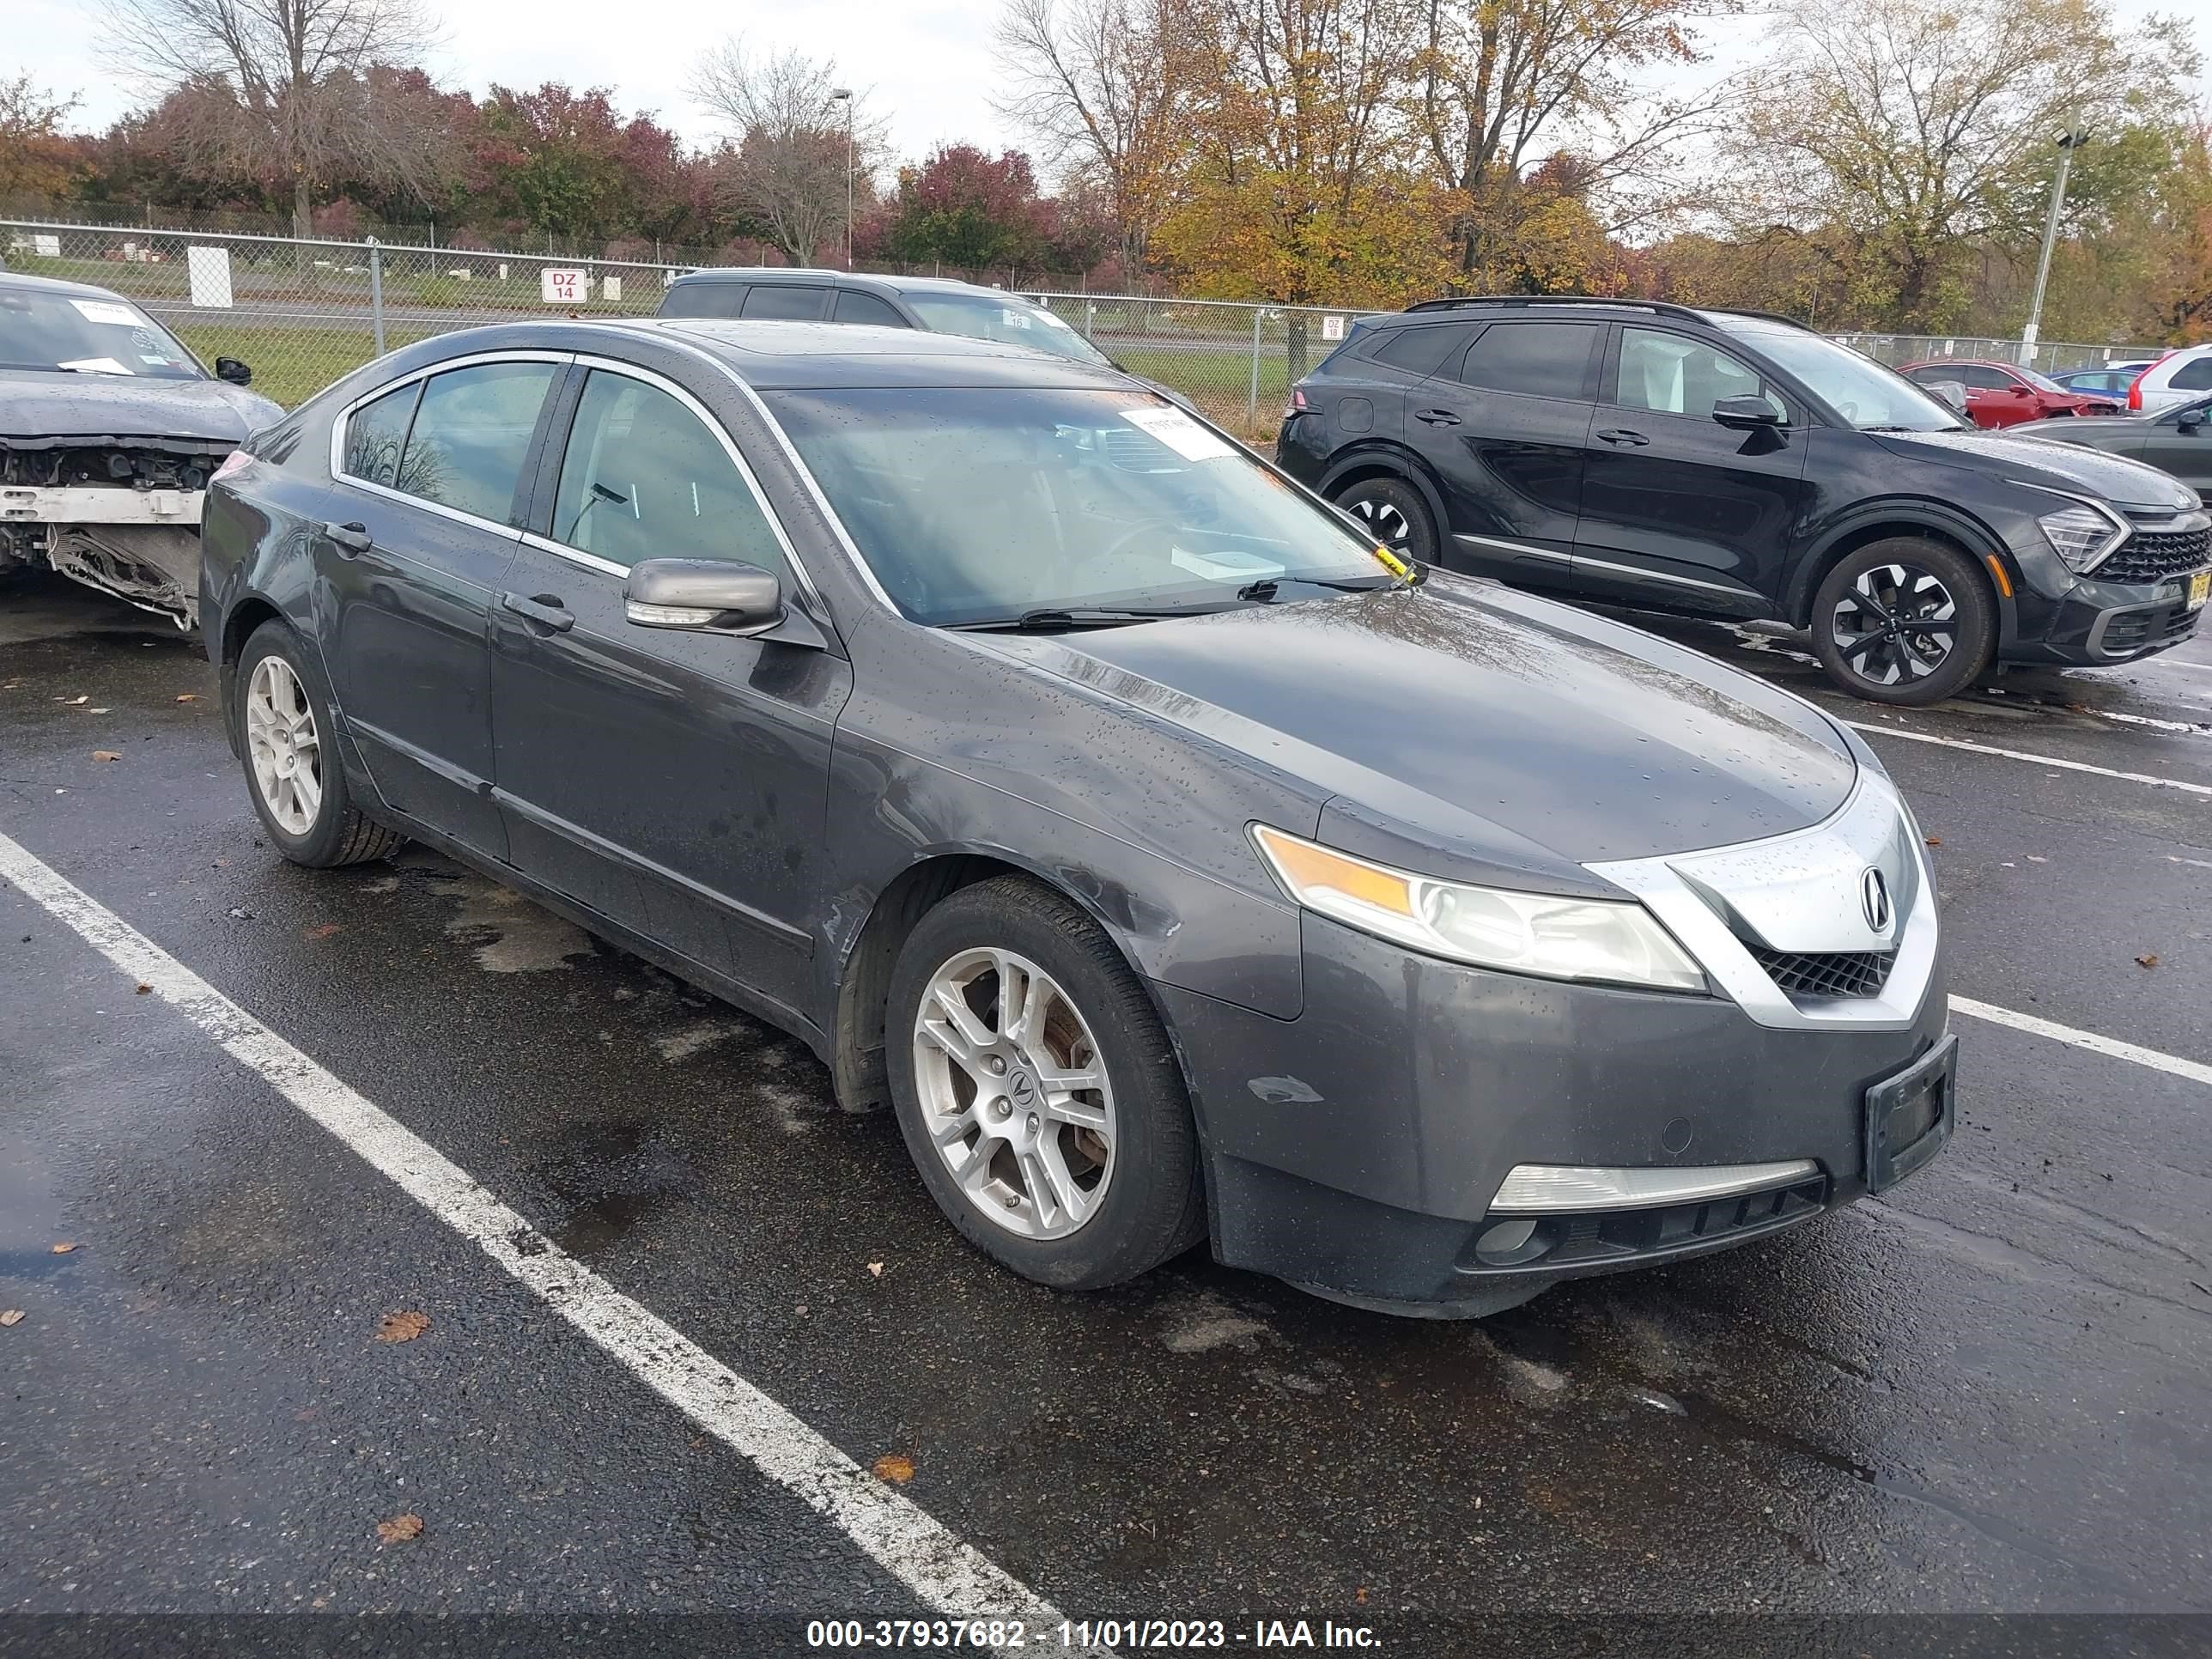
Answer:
top-left (665, 267), bottom-right (1036, 304)
top-left (505, 317), bottom-right (1137, 392)
top-left (1377, 296), bottom-right (1814, 332)
top-left (0, 270), bottom-right (133, 302)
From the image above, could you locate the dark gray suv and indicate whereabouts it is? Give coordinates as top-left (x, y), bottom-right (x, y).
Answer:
top-left (200, 318), bottom-right (1953, 1318)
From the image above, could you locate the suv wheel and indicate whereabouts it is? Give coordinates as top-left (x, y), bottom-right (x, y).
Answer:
top-left (1333, 477), bottom-right (1437, 564)
top-left (885, 877), bottom-right (1206, 1291)
top-left (1810, 538), bottom-right (1996, 707)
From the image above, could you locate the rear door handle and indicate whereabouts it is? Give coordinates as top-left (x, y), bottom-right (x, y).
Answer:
top-left (500, 592), bottom-right (574, 634)
top-left (321, 520), bottom-right (373, 554)
top-left (1414, 409), bottom-right (1462, 427)
top-left (1595, 428), bottom-right (1650, 447)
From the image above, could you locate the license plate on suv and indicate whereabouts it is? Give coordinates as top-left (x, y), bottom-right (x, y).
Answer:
top-left (2189, 571), bottom-right (2209, 611)
top-left (1865, 1034), bottom-right (1958, 1192)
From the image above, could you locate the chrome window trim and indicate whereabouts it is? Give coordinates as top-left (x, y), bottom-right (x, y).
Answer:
top-left (326, 349), bottom-right (574, 539)
top-left (1588, 767), bottom-right (1939, 1032)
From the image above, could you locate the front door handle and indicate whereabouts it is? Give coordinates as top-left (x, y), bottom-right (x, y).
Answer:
top-left (321, 520), bottom-right (373, 555)
top-left (1595, 428), bottom-right (1650, 447)
top-left (1414, 409), bottom-right (1462, 427)
top-left (500, 592), bottom-right (574, 634)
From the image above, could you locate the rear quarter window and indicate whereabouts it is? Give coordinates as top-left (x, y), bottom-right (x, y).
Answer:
top-left (658, 282), bottom-right (745, 319)
top-left (1368, 324), bottom-right (1479, 378)
top-left (2171, 357), bottom-right (2212, 392)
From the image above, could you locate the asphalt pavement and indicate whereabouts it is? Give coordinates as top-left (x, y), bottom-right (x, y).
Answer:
top-left (3, 572), bottom-right (2209, 1653)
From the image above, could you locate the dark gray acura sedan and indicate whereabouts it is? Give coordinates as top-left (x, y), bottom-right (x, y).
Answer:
top-left (199, 319), bottom-right (1954, 1316)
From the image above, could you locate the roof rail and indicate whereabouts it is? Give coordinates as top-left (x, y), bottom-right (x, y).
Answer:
top-left (1399, 295), bottom-right (1815, 332)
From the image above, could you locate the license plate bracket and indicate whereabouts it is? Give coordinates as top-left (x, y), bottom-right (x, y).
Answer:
top-left (1865, 1033), bottom-right (1958, 1192)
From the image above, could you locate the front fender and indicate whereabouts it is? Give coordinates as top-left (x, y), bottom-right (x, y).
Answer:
top-left (1784, 497), bottom-right (2020, 627)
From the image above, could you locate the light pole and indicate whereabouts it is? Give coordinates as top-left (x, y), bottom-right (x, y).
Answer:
top-left (830, 88), bottom-right (854, 269)
top-left (2021, 126), bottom-right (2086, 368)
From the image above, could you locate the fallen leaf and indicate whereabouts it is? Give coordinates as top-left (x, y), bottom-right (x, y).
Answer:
top-left (58, 696), bottom-right (88, 706)
top-left (375, 1513), bottom-right (424, 1544)
top-left (50, 1242), bottom-right (77, 1255)
top-left (872, 1454), bottom-right (915, 1485)
top-left (1354, 1587), bottom-right (1368, 1606)
top-left (0, 1310), bottom-right (24, 1328)
top-left (92, 750), bottom-right (121, 763)
top-left (304, 923), bottom-right (343, 940)
top-left (793, 1303), bottom-right (809, 1316)
top-left (175, 693), bottom-right (200, 702)
top-left (866, 1261), bottom-right (884, 1278)
top-left (135, 983), bottom-right (152, 995)
top-left (374, 1310), bottom-right (430, 1343)
top-left (2136, 954), bottom-right (2160, 969)
top-left (1923, 836), bottom-right (1942, 847)
top-left (87, 708), bottom-right (109, 714)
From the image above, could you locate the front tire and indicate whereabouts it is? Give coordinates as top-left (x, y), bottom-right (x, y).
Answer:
top-left (1332, 476), bottom-right (1437, 565)
top-left (885, 877), bottom-right (1206, 1291)
top-left (234, 619), bottom-right (404, 867)
top-left (1810, 538), bottom-right (1996, 707)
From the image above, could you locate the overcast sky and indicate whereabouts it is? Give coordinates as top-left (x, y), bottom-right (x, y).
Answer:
top-left (15, 0), bottom-right (2209, 175)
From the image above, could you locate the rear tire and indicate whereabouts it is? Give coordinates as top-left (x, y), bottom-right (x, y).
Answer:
top-left (1809, 538), bottom-right (1996, 707)
top-left (1332, 476), bottom-right (1437, 565)
top-left (234, 619), bottom-right (404, 867)
top-left (885, 877), bottom-right (1206, 1291)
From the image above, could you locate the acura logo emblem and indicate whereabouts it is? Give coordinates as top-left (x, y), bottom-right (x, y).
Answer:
top-left (1009, 1071), bottom-right (1037, 1105)
top-left (1861, 867), bottom-right (1893, 933)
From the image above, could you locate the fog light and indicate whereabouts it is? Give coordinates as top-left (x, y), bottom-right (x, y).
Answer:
top-left (1471, 1216), bottom-right (1550, 1267)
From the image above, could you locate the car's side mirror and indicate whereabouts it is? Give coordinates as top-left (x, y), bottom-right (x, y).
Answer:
top-left (623, 558), bottom-right (783, 635)
top-left (215, 357), bottom-right (253, 386)
top-left (2010, 384), bottom-right (2035, 397)
top-left (1712, 396), bottom-right (1786, 431)
top-left (2179, 414), bottom-right (2206, 435)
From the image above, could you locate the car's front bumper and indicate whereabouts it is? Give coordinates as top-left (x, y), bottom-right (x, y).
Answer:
top-left (1162, 911), bottom-right (1950, 1315)
top-left (2003, 567), bottom-right (2208, 665)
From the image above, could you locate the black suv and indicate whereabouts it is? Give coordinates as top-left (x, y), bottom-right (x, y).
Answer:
top-left (1275, 297), bottom-right (2211, 703)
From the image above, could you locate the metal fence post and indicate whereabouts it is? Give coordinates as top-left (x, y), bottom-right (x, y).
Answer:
top-left (1246, 307), bottom-right (1264, 430)
top-left (367, 237), bottom-right (386, 356)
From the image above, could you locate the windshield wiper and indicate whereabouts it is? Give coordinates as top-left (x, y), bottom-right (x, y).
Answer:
top-left (1236, 575), bottom-right (1396, 602)
top-left (946, 605), bottom-right (1223, 632)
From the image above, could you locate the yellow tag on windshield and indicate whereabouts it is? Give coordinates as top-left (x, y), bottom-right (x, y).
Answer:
top-left (1371, 544), bottom-right (1413, 581)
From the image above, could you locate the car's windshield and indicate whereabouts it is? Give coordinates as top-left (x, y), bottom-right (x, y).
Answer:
top-left (1720, 319), bottom-right (1963, 432)
top-left (0, 287), bottom-right (204, 380)
top-left (764, 386), bottom-right (1398, 626)
top-left (901, 292), bottom-right (1113, 368)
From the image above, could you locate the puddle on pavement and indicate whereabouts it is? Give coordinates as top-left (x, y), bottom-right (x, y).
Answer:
top-left (526, 1118), bottom-right (700, 1259)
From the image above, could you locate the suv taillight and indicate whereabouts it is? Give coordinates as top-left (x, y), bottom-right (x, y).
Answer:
top-left (1281, 386), bottom-right (1310, 421)
top-left (210, 449), bottom-right (253, 484)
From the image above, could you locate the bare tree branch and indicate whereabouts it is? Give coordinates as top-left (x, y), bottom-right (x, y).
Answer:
top-left (690, 38), bottom-right (886, 267)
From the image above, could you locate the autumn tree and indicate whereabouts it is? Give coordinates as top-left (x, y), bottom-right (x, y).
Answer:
top-left (994, 0), bottom-right (1190, 274)
top-left (101, 0), bottom-right (447, 239)
top-left (690, 40), bottom-right (886, 267)
top-left (0, 76), bottom-right (84, 199)
top-left (1412, 0), bottom-right (1738, 288)
top-left (1721, 0), bottom-right (2197, 331)
top-left (1155, 0), bottom-right (1459, 362)
top-left (889, 145), bottom-right (1051, 272)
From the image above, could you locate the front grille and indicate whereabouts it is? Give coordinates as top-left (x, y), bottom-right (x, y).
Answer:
top-left (2099, 526), bottom-right (2211, 585)
top-left (1748, 944), bottom-right (1894, 999)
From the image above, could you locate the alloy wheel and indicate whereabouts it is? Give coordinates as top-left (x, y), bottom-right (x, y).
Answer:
top-left (1830, 562), bottom-right (1959, 689)
top-left (1346, 493), bottom-right (1414, 553)
top-left (245, 655), bottom-right (323, 836)
top-left (910, 947), bottom-right (1116, 1239)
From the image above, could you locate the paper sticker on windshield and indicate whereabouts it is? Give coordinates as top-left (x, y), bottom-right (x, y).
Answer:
top-left (998, 307), bottom-right (1033, 330)
top-left (60, 356), bottom-right (133, 375)
top-left (1121, 405), bottom-right (1234, 463)
top-left (70, 300), bottom-right (141, 327)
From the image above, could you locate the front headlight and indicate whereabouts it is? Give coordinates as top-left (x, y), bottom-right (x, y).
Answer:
top-left (2033, 501), bottom-right (2128, 574)
top-left (1251, 824), bottom-right (1706, 993)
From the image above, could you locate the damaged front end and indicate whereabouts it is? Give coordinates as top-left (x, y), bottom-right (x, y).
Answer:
top-left (0, 437), bottom-right (229, 629)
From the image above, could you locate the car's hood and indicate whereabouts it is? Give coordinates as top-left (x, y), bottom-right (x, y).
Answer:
top-left (969, 575), bottom-right (1859, 885)
top-left (1872, 425), bottom-right (2197, 511)
top-left (0, 369), bottom-right (283, 446)
top-left (2008, 416), bottom-right (2153, 444)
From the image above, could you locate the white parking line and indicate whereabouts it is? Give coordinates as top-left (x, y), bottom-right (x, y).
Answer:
top-left (1846, 721), bottom-right (2212, 797)
top-left (1951, 996), bottom-right (2212, 1088)
top-left (0, 830), bottom-right (1103, 1658)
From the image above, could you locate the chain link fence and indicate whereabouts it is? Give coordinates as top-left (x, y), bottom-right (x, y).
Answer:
top-left (3, 221), bottom-right (2164, 440)
top-left (1831, 332), bottom-right (2159, 376)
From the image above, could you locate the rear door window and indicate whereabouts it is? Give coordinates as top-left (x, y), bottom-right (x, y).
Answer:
top-left (832, 289), bottom-right (909, 326)
top-left (1455, 323), bottom-right (1601, 398)
top-left (740, 285), bottom-right (829, 320)
top-left (389, 362), bottom-right (557, 524)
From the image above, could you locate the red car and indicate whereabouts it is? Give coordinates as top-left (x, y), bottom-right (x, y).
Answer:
top-left (1899, 359), bottom-right (2123, 428)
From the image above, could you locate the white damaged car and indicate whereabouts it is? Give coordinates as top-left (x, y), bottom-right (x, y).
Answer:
top-left (1, 270), bottom-right (283, 627)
